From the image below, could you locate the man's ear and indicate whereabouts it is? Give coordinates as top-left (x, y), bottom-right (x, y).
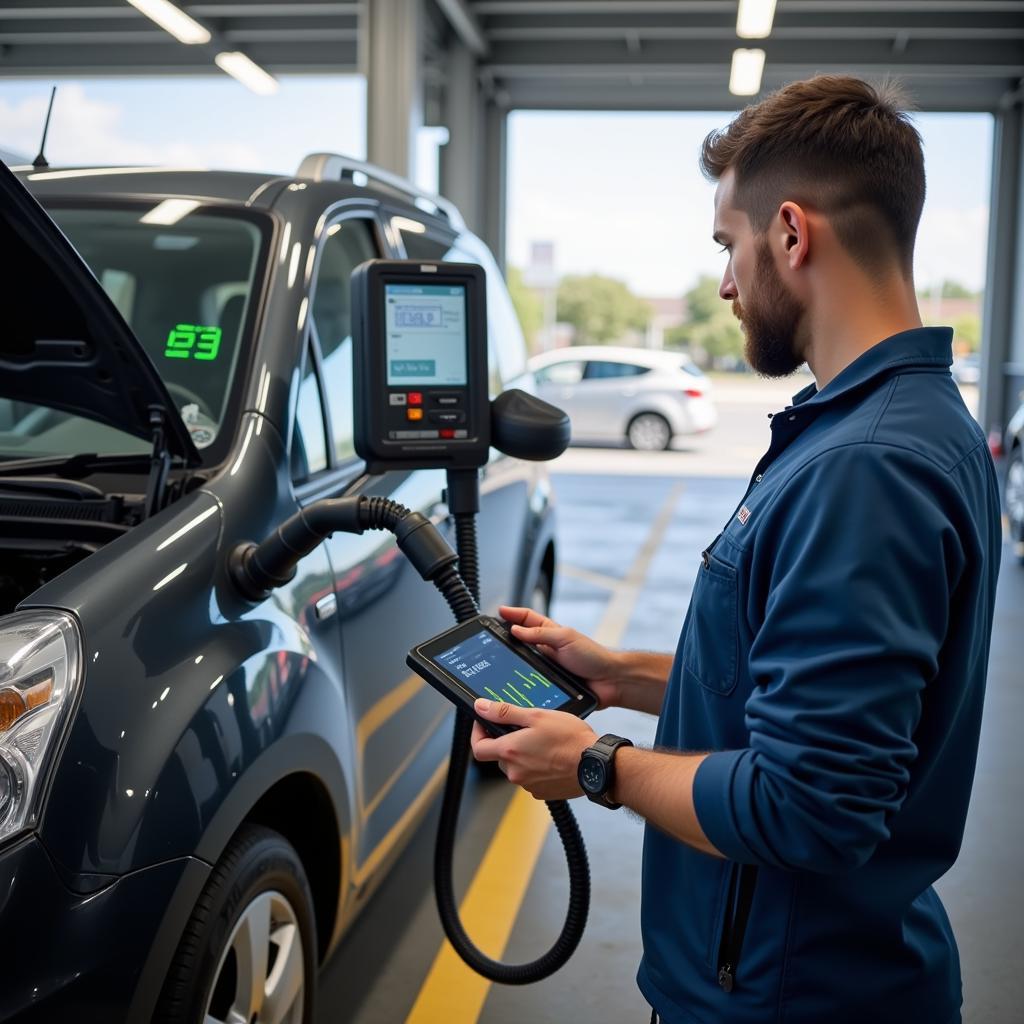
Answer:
top-left (778, 201), bottom-right (809, 270)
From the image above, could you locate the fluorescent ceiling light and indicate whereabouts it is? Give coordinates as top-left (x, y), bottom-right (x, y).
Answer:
top-left (736, 0), bottom-right (777, 40)
top-left (215, 51), bottom-right (279, 95)
top-left (125, 0), bottom-right (211, 45)
top-left (140, 198), bottom-right (200, 225)
top-left (729, 48), bottom-right (766, 96)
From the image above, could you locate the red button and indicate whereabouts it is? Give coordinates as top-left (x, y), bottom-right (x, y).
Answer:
top-left (440, 428), bottom-right (455, 439)
top-left (408, 392), bottom-right (423, 406)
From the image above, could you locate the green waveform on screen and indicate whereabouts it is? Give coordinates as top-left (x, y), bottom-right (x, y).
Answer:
top-left (482, 670), bottom-right (554, 707)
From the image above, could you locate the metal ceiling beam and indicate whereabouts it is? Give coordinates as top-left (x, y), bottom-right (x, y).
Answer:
top-left (486, 26), bottom-right (1024, 41)
top-left (189, 3), bottom-right (360, 13)
top-left (435, 0), bottom-right (489, 55)
top-left (472, 0), bottom-right (1024, 11)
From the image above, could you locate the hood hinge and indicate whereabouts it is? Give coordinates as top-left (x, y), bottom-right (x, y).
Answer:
top-left (144, 404), bottom-right (172, 519)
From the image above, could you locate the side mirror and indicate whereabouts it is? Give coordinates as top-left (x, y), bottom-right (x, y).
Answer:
top-left (490, 389), bottom-right (570, 462)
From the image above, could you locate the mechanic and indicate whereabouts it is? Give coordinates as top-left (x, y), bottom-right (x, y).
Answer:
top-left (471, 75), bottom-right (1002, 1024)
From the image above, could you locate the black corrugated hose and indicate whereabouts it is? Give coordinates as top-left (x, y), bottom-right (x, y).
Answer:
top-left (432, 509), bottom-right (591, 984)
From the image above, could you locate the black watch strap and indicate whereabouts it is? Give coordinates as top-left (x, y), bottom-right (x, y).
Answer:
top-left (580, 733), bottom-right (634, 809)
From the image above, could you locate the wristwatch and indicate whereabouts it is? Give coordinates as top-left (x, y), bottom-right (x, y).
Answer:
top-left (578, 734), bottom-right (634, 809)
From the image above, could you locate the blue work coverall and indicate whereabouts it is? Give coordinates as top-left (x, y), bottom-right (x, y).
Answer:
top-left (638, 327), bottom-right (1002, 1024)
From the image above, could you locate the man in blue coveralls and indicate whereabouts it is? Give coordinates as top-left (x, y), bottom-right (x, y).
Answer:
top-left (472, 75), bottom-right (1002, 1023)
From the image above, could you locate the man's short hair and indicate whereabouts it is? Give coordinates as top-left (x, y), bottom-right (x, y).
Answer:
top-left (701, 75), bottom-right (925, 275)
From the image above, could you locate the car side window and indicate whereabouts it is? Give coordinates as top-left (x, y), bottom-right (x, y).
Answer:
top-left (536, 360), bottom-right (584, 385)
top-left (292, 340), bottom-right (328, 481)
top-left (311, 218), bottom-right (378, 462)
top-left (583, 361), bottom-right (649, 380)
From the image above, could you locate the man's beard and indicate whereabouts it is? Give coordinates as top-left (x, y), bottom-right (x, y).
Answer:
top-left (733, 238), bottom-right (805, 378)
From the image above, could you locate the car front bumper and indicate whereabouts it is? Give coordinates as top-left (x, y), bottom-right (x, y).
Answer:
top-left (0, 833), bottom-right (207, 1022)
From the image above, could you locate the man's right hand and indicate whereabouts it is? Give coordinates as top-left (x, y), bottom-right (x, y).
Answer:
top-left (498, 605), bottom-right (674, 716)
top-left (498, 605), bottom-right (624, 710)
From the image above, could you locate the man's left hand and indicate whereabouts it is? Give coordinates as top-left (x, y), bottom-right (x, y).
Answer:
top-left (470, 698), bottom-right (598, 800)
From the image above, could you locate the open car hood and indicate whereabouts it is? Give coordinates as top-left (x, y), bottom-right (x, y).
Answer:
top-left (0, 162), bottom-right (200, 465)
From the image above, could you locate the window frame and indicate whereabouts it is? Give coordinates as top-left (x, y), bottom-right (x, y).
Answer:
top-left (291, 203), bottom-right (387, 502)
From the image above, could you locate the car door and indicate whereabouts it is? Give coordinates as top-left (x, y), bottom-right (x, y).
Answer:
top-left (533, 359), bottom-right (586, 437)
top-left (572, 359), bottom-right (650, 439)
top-left (299, 210), bottom-right (454, 879)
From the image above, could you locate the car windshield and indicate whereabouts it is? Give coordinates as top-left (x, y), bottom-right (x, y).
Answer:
top-left (0, 203), bottom-right (264, 462)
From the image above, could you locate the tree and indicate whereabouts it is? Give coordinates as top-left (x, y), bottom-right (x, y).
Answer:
top-left (917, 280), bottom-right (979, 302)
top-left (555, 274), bottom-right (650, 345)
top-left (506, 266), bottom-right (544, 348)
top-left (952, 313), bottom-right (982, 352)
top-left (667, 274), bottom-right (744, 367)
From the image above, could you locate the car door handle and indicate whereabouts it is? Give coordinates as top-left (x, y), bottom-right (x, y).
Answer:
top-left (314, 593), bottom-right (338, 621)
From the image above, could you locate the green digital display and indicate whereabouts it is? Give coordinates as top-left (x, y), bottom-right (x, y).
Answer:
top-left (164, 324), bottom-right (222, 361)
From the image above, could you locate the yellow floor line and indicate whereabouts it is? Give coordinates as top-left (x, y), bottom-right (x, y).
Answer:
top-left (404, 788), bottom-right (552, 1023)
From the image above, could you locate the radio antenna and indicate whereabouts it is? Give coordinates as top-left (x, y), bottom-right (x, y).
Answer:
top-left (32, 86), bottom-right (57, 169)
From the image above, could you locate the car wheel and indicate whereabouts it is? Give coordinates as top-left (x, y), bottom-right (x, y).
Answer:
top-left (156, 824), bottom-right (317, 1024)
top-left (627, 412), bottom-right (672, 451)
top-left (1006, 446), bottom-right (1024, 565)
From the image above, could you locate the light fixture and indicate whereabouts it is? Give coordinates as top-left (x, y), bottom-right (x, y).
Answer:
top-left (736, 0), bottom-right (777, 40)
top-left (214, 51), bottom-right (279, 95)
top-left (729, 48), bottom-right (765, 96)
top-left (140, 198), bottom-right (200, 226)
top-left (125, 0), bottom-right (211, 45)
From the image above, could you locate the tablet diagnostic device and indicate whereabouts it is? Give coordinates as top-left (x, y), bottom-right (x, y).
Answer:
top-left (408, 615), bottom-right (598, 735)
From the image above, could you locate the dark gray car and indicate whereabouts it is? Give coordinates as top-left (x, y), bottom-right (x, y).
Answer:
top-left (0, 156), bottom-right (556, 1023)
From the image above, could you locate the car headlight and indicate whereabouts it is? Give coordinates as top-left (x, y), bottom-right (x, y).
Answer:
top-left (0, 611), bottom-right (81, 843)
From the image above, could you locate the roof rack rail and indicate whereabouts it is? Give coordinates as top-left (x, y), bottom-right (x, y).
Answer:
top-left (295, 152), bottom-right (465, 231)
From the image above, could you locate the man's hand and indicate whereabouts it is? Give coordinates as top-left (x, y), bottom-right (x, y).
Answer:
top-left (499, 605), bottom-right (673, 716)
top-left (498, 605), bottom-right (623, 710)
top-left (470, 698), bottom-right (598, 801)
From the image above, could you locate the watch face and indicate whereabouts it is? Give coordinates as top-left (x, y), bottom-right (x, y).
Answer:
top-left (579, 756), bottom-right (606, 794)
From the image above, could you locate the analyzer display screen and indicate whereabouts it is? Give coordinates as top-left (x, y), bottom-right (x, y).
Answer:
top-left (385, 283), bottom-right (468, 386)
top-left (433, 629), bottom-right (574, 710)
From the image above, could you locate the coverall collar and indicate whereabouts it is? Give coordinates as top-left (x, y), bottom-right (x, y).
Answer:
top-left (789, 326), bottom-right (954, 410)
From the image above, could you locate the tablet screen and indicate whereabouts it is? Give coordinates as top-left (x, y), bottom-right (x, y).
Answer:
top-left (433, 628), bottom-right (574, 710)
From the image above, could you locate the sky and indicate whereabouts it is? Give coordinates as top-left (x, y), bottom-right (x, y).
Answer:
top-left (0, 75), bottom-right (992, 300)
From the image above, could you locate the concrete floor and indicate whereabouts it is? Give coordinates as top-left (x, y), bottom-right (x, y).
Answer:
top-left (318, 385), bottom-right (1020, 1024)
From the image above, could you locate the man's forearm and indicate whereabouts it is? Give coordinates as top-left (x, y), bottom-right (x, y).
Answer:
top-left (612, 746), bottom-right (723, 858)
top-left (611, 651), bottom-right (674, 715)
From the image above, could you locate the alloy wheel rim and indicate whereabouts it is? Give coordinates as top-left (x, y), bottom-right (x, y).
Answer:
top-left (1007, 456), bottom-right (1024, 529)
top-left (630, 415), bottom-right (670, 451)
top-left (204, 890), bottom-right (305, 1024)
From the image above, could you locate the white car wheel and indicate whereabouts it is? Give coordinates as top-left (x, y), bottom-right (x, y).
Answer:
top-left (627, 413), bottom-right (672, 451)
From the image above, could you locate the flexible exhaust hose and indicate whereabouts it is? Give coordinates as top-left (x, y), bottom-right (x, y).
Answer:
top-left (433, 507), bottom-right (590, 984)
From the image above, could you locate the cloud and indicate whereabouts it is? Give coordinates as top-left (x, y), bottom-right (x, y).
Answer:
top-left (0, 83), bottom-right (263, 170)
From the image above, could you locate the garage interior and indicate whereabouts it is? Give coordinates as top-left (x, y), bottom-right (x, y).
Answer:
top-left (1, 2), bottom-right (1022, 1023)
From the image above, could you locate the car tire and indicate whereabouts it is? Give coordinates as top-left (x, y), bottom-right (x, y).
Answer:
top-left (155, 824), bottom-right (317, 1024)
top-left (530, 566), bottom-right (553, 617)
top-left (627, 412), bottom-right (672, 451)
top-left (1006, 446), bottom-right (1024, 565)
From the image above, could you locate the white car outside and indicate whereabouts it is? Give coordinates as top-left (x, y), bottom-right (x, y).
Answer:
top-left (528, 346), bottom-right (717, 451)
